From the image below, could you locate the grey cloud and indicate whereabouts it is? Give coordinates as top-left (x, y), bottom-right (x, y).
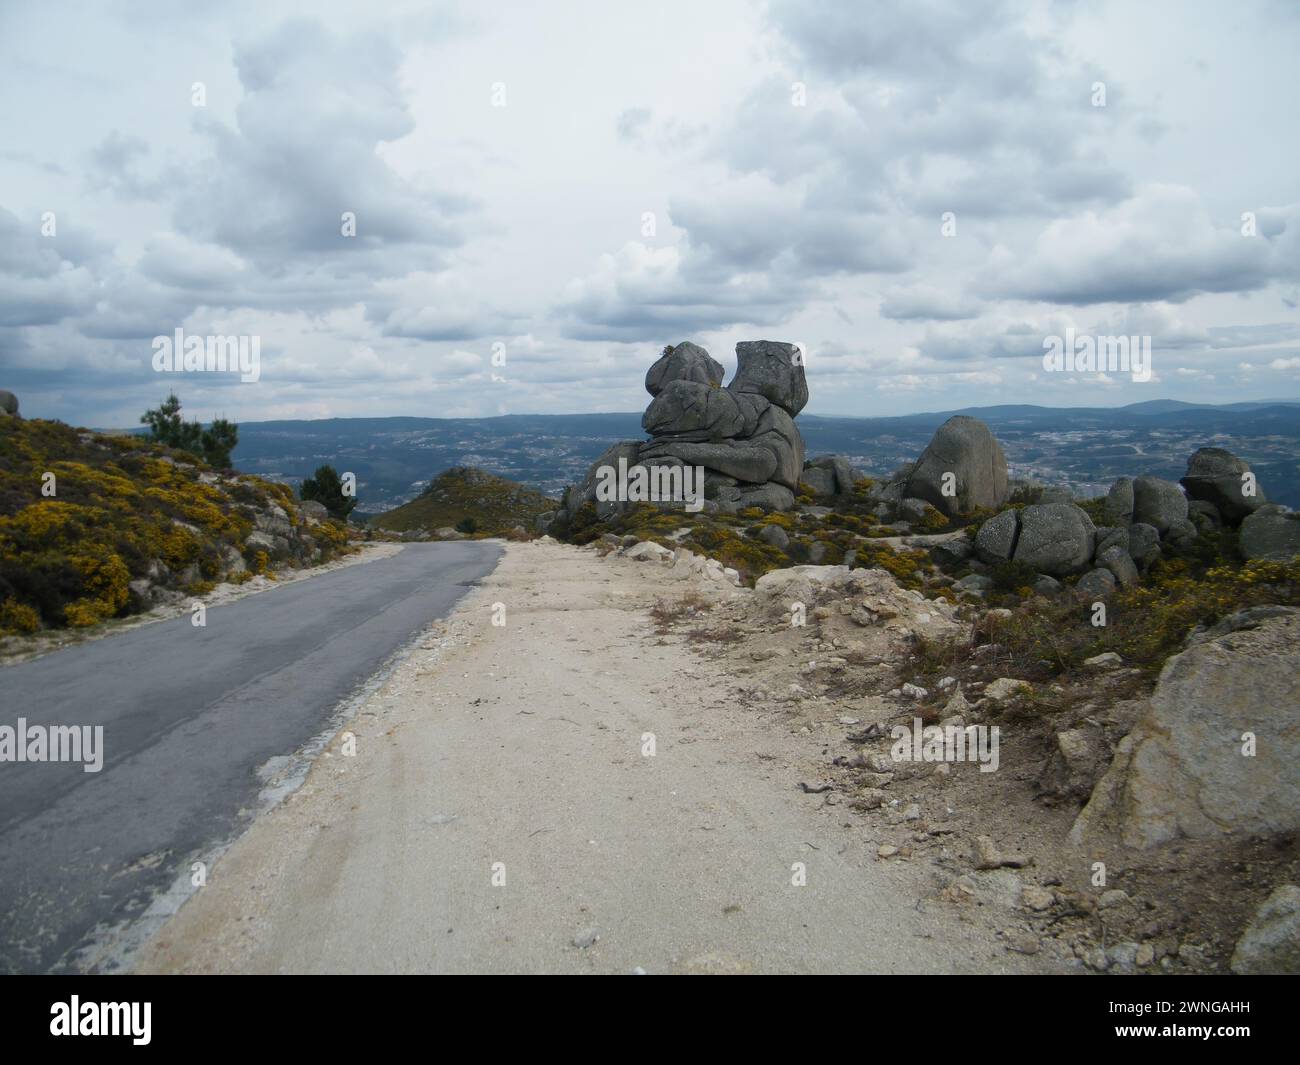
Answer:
top-left (981, 189), bottom-right (1297, 305)
top-left (880, 285), bottom-right (981, 321)
top-left (616, 107), bottom-right (651, 142)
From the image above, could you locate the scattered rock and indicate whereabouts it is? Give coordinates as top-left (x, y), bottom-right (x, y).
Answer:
top-left (623, 541), bottom-right (674, 563)
top-left (1074, 568), bottom-right (1117, 599)
top-left (973, 835), bottom-right (1029, 870)
top-left (983, 678), bottom-right (1032, 705)
top-left (1230, 885), bottom-right (1300, 974)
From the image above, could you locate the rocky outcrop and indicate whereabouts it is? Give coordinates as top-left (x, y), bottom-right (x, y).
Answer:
top-left (0, 390), bottom-right (17, 417)
top-left (552, 341), bottom-right (809, 529)
top-left (904, 416), bottom-right (1009, 518)
top-left (1181, 447), bottom-right (1265, 525)
top-left (1070, 611), bottom-right (1300, 848)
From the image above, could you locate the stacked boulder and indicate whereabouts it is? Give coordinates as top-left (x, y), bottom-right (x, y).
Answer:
top-left (546, 340), bottom-right (809, 530)
top-left (800, 454), bottom-right (864, 498)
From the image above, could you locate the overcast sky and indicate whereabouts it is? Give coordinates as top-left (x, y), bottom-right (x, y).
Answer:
top-left (2, 0), bottom-right (1298, 427)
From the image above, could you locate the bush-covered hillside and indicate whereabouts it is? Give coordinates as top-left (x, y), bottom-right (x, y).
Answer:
top-left (369, 466), bottom-right (556, 536)
top-left (0, 417), bottom-right (353, 636)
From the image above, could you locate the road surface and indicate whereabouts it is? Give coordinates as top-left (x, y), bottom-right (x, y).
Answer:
top-left (136, 542), bottom-right (1058, 975)
top-left (0, 541), bottom-right (502, 973)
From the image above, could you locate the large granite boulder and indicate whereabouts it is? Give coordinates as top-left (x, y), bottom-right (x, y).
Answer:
top-left (1239, 505), bottom-right (1300, 561)
top-left (1070, 611), bottom-right (1300, 848)
top-left (0, 390), bottom-right (17, 417)
top-left (905, 416), bottom-right (1009, 518)
top-left (1132, 475), bottom-right (1187, 534)
top-left (1181, 447), bottom-right (1266, 525)
top-left (1012, 503), bottom-right (1096, 575)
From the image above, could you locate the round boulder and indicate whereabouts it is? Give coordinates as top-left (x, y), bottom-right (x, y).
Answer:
top-left (645, 342), bottom-right (724, 397)
top-left (905, 415), bottom-right (1009, 518)
top-left (1012, 503), bottom-right (1096, 576)
top-left (1181, 447), bottom-right (1266, 525)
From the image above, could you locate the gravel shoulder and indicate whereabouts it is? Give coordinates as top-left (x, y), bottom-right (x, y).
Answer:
top-left (136, 540), bottom-right (1063, 974)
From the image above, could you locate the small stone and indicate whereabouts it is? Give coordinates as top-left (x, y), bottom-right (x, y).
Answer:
top-left (572, 927), bottom-right (600, 949)
top-left (1099, 888), bottom-right (1131, 909)
top-left (973, 835), bottom-right (1029, 870)
top-left (1135, 943), bottom-right (1156, 967)
top-left (1004, 932), bottom-right (1041, 956)
top-left (1107, 941), bottom-right (1142, 971)
top-left (1022, 886), bottom-right (1055, 912)
top-left (1083, 651), bottom-right (1123, 670)
top-left (877, 844), bottom-right (899, 858)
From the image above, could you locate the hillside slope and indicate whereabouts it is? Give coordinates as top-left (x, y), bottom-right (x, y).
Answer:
top-left (369, 466), bottom-right (556, 536)
top-left (0, 417), bottom-right (352, 638)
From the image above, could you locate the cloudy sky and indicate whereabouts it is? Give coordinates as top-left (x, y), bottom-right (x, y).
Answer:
top-left (2, 0), bottom-right (1298, 428)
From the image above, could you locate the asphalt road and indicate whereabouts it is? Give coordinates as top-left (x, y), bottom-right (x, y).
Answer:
top-left (0, 541), bottom-right (502, 973)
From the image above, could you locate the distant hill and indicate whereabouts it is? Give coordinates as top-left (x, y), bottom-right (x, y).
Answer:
top-left (226, 399), bottom-right (1300, 511)
top-left (369, 466), bottom-right (556, 535)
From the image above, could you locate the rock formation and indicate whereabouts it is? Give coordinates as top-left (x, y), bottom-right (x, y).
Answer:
top-left (548, 340), bottom-right (808, 530)
top-left (0, 390), bottom-right (18, 417)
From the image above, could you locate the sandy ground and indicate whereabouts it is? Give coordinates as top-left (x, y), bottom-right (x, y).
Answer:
top-left (135, 540), bottom-right (1064, 974)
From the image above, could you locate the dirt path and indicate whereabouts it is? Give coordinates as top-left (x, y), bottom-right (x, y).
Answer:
top-left (136, 541), bottom-right (1061, 974)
